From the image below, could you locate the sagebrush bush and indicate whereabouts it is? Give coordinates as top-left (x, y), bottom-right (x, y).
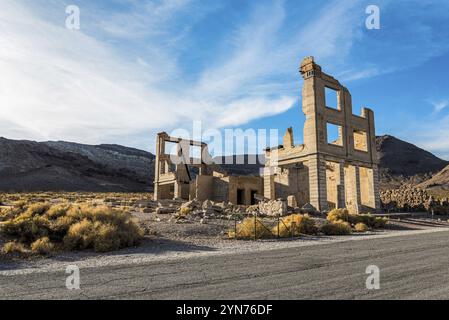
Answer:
top-left (231, 217), bottom-right (273, 239)
top-left (0, 202), bottom-right (144, 254)
top-left (351, 214), bottom-right (387, 229)
top-left (31, 237), bottom-right (55, 254)
top-left (328, 209), bottom-right (388, 230)
top-left (372, 217), bottom-right (388, 228)
top-left (327, 209), bottom-right (350, 223)
top-left (321, 220), bottom-right (352, 235)
top-left (273, 214), bottom-right (318, 237)
top-left (2, 241), bottom-right (27, 254)
top-left (354, 222), bottom-right (368, 232)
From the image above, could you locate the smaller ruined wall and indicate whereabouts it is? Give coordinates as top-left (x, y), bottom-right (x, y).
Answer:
top-left (272, 164), bottom-right (309, 207)
top-left (212, 176), bottom-right (230, 203)
top-left (195, 175), bottom-right (214, 201)
top-left (228, 176), bottom-right (263, 205)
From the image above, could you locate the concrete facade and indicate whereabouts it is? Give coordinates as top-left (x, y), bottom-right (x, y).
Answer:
top-left (263, 57), bottom-right (380, 213)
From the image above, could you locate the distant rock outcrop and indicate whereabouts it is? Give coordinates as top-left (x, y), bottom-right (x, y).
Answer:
top-left (0, 138), bottom-right (154, 192)
top-left (418, 164), bottom-right (449, 190)
top-left (376, 135), bottom-right (448, 189)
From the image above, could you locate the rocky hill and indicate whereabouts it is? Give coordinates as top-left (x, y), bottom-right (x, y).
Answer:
top-left (0, 135), bottom-right (447, 192)
top-left (417, 164), bottom-right (449, 191)
top-left (376, 135), bottom-right (448, 189)
top-left (0, 138), bottom-right (154, 192)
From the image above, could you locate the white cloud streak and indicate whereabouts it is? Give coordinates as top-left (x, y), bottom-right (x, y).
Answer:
top-left (0, 0), bottom-right (298, 150)
top-left (430, 100), bottom-right (449, 113)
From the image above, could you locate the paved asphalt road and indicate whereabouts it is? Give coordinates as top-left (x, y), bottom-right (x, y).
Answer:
top-left (1, 230), bottom-right (449, 299)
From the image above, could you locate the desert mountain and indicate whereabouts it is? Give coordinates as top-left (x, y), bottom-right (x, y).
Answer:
top-left (0, 135), bottom-right (447, 192)
top-left (0, 138), bottom-right (154, 192)
top-left (376, 135), bottom-right (448, 189)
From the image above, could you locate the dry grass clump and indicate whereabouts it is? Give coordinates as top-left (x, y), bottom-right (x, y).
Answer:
top-left (231, 217), bottom-right (273, 239)
top-left (354, 222), bottom-right (368, 233)
top-left (0, 202), bottom-right (143, 255)
top-left (327, 208), bottom-right (388, 231)
top-left (327, 208), bottom-right (350, 223)
top-left (31, 237), bottom-right (55, 254)
top-left (273, 214), bottom-right (318, 237)
top-left (321, 220), bottom-right (352, 235)
top-left (1, 241), bottom-right (27, 254)
top-left (349, 213), bottom-right (388, 229)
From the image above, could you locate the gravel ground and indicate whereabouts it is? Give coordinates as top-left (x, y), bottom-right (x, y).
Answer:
top-left (1, 215), bottom-right (448, 276)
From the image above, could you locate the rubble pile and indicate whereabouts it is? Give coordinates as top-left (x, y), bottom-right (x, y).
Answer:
top-left (137, 197), bottom-right (316, 221)
top-left (258, 199), bottom-right (288, 216)
top-left (380, 185), bottom-right (449, 214)
top-left (380, 185), bottom-right (429, 212)
top-left (148, 199), bottom-right (247, 224)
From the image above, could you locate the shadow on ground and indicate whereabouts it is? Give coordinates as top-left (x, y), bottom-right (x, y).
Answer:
top-left (0, 237), bottom-right (216, 272)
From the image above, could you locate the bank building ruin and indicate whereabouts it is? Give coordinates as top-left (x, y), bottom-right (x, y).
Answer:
top-left (153, 57), bottom-right (381, 214)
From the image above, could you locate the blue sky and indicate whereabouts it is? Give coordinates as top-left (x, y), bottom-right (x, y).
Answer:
top-left (1, 0), bottom-right (449, 159)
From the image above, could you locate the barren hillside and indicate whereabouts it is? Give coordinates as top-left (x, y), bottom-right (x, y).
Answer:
top-left (376, 135), bottom-right (448, 189)
top-left (418, 164), bottom-right (449, 191)
top-left (0, 135), bottom-right (447, 192)
top-left (0, 138), bottom-right (154, 192)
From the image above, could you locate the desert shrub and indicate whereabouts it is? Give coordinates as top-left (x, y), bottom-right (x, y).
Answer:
top-left (321, 220), bottom-right (352, 235)
top-left (0, 206), bottom-right (23, 222)
top-left (0, 202), bottom-right (144, 254)
top-left (2, 212), bottom-right (51, 242)
top-left (13, 200), bottom-right (27, 209)
top-left (349, 213), bottom-right (372, 226)
top-left (327, 209), bottom-right (350, 223)
top-left (2, 241), bottom-right (27, 254)
top-left (329, 209), bottom-right (388, 230)
top-left (232, 217), bottom-right (273, 239)
top-left (50, 215), bottom-right (77, 239)
top-left (26, 203), bottom-right (50, 216)
top-left (354, 222), bottom-right (368, 233)
top-left (273, 214), bottom-right (318, 237)
top-left (93, 223), bottom-right (121, 252)
top-left (372, 217), bottom-right (388, 229)
top-left (63, 219), bottom-right (96, 250)
top-left (45, 204), bottom-right (70, 220)
top-left (351, 214), bottom-right (387, 229)
top-left (31, 237), bottom-right (55, 254)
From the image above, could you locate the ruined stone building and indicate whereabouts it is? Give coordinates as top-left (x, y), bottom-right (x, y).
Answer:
top-left (154, 57), bottom-right (381, 213)
top-left (263, 57), bottom-right (380, 213)
top-left (153, 132), bottom-right (263, 205)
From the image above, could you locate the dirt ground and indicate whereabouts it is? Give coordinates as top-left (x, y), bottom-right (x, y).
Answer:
top-left (1, 192), bottom-right (449, 258)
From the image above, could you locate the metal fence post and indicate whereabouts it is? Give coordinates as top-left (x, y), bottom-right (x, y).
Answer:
top-left (234, 216), bottom-right (237, 240)
top-left (254, 213), bottom-right (257, 241)
top-left (291, 221), bottom-right (295, 239)
top-left (277, 215), bottom-right (280, 239)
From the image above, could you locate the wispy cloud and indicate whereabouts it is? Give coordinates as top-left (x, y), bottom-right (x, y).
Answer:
top-left (1, 0), bottom-right (448, 154)
top-left (97, 0), bottom-right (192, 39)
top-left (0, 0), bottom-right (362, 151)
top-left (430, 100), bottom-right (449, 113)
